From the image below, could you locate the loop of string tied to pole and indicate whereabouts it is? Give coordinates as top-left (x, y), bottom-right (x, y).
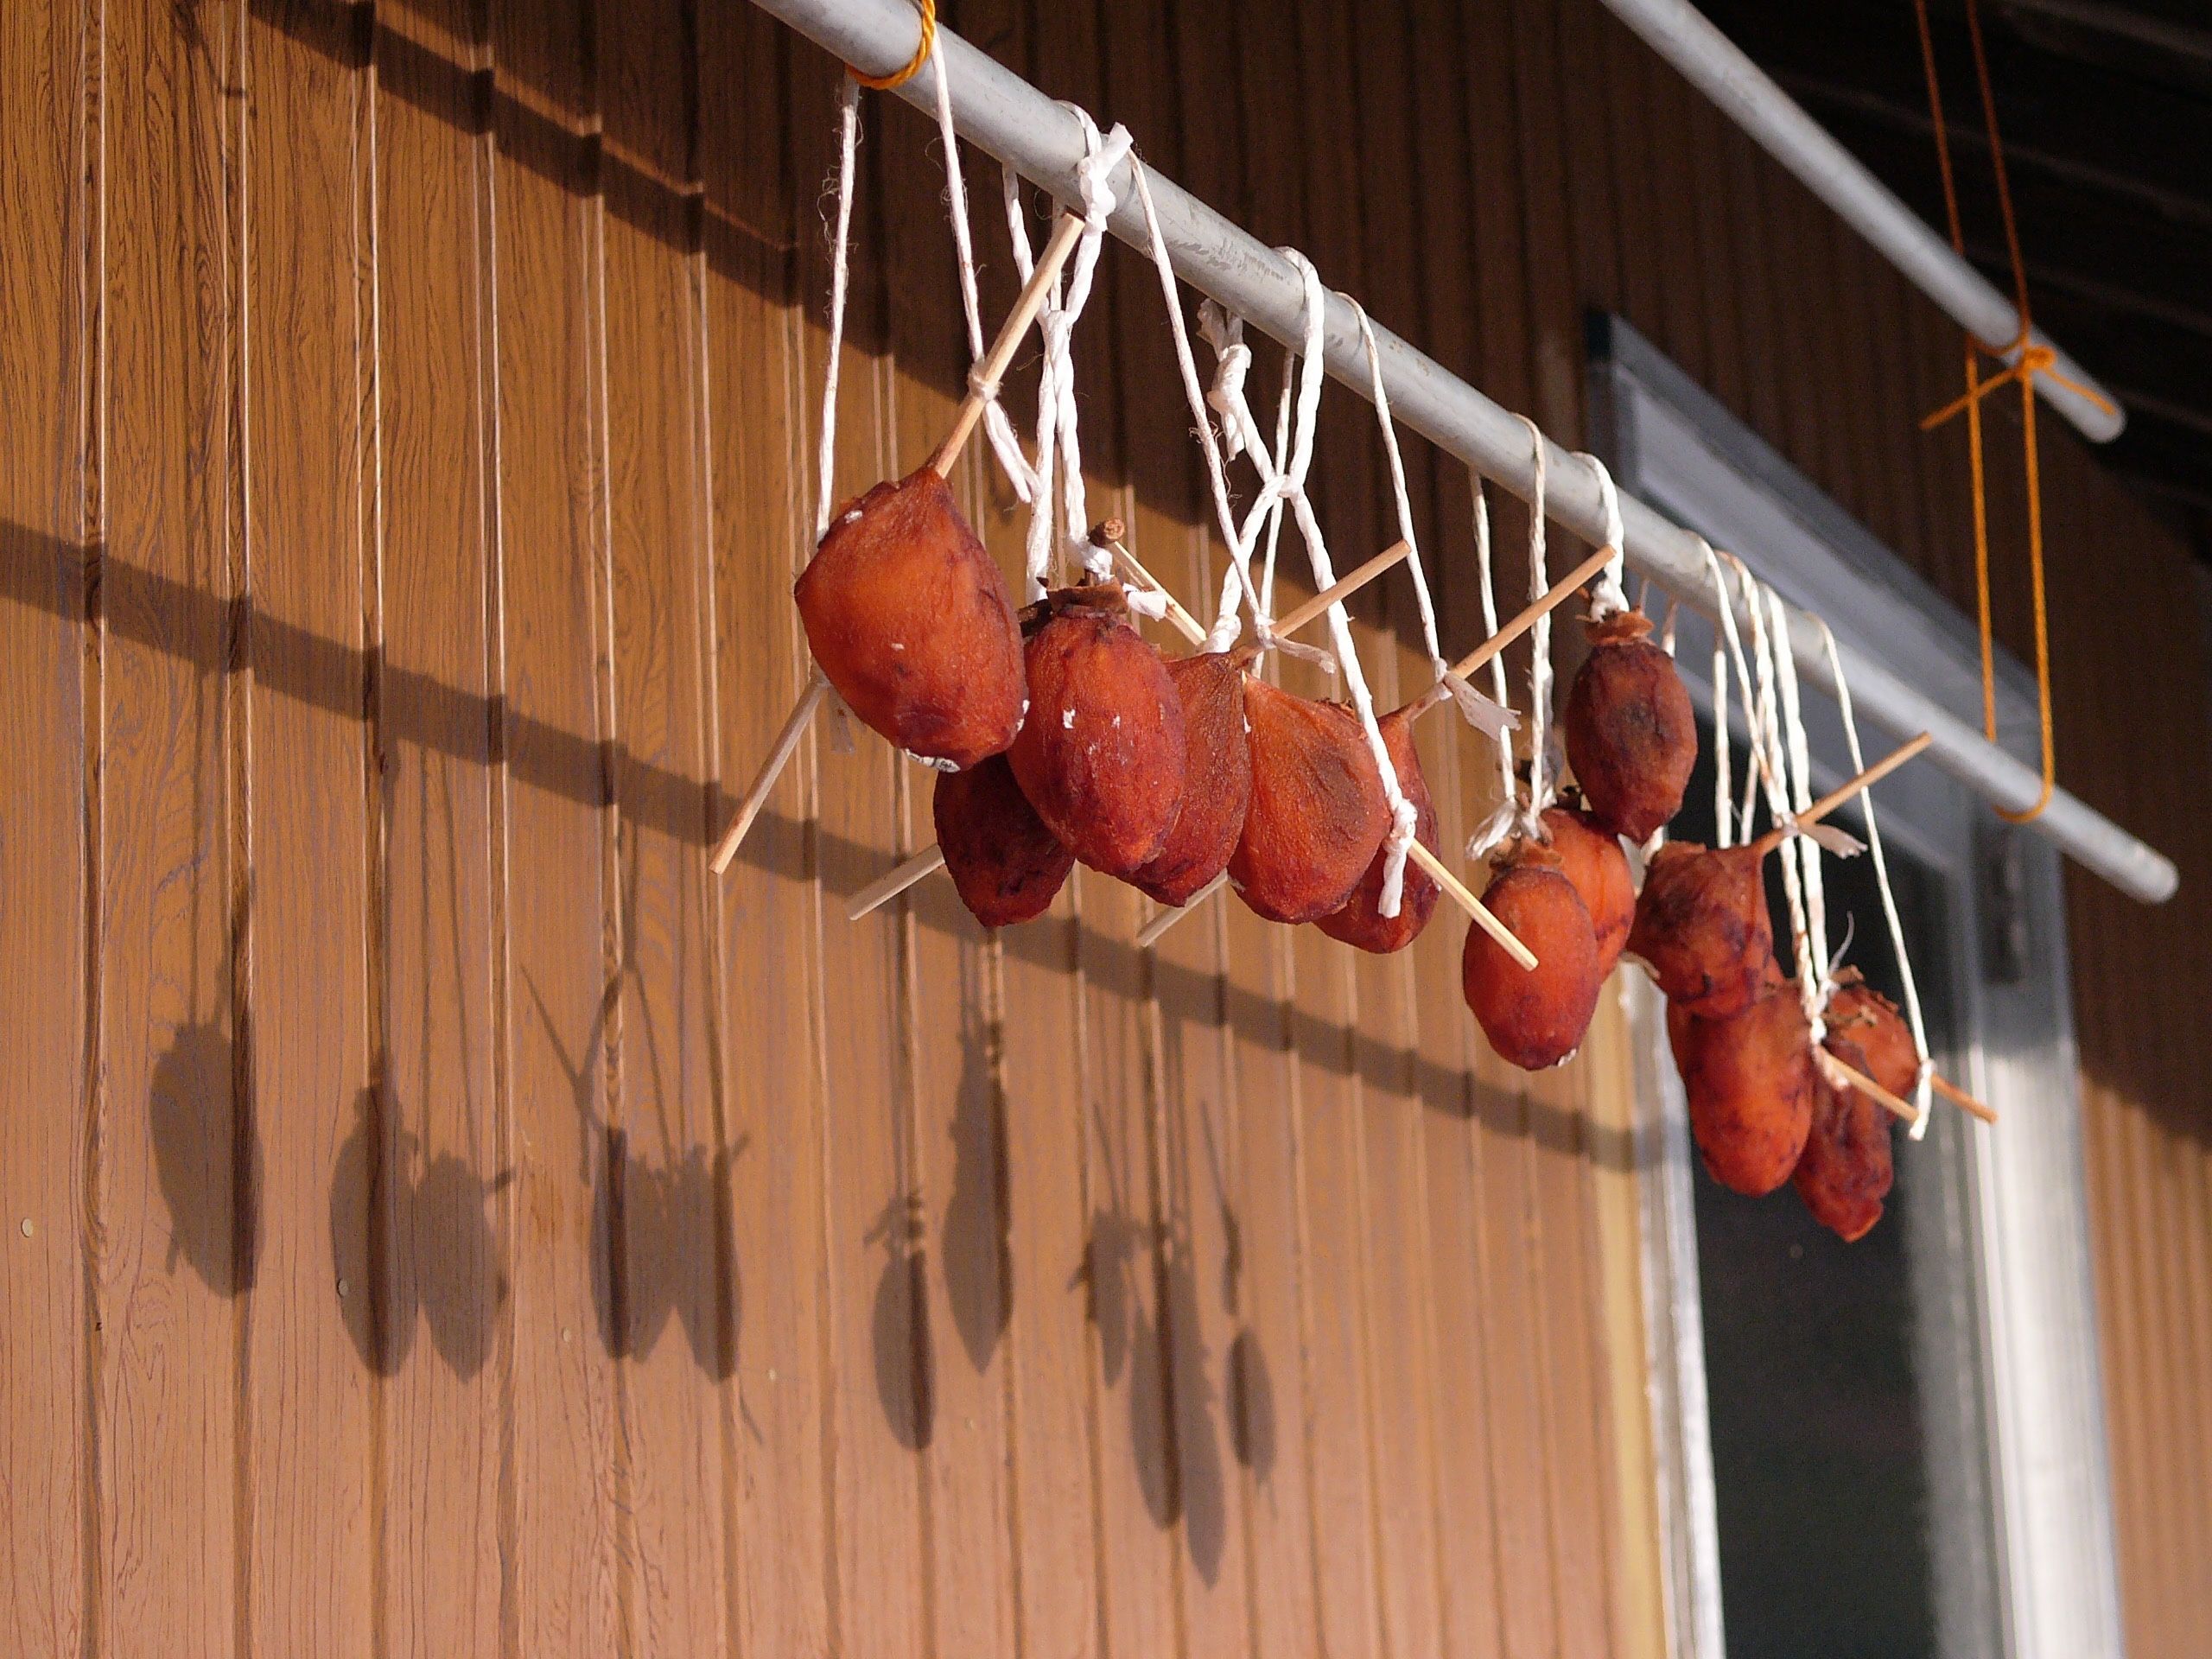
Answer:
top-left (1909, 0), bottom-right (2118, 826)
top-left (846, 0), bottom-right (937, 90)
top-left (1467, 416), bottom-right (1559, 861)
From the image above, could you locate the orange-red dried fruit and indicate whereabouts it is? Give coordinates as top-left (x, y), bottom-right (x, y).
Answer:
top-left (933, 753), bottom-right (1072, 929)
top-left (794, 467), bottom-right (1026, 768)
top-left (1674, 979), bottom-right (1815, 1197)
top-left (1006, 582), bottom-right (1186, 879)
top-left (1229, 680), bottom-right (1389, 925)
top-left (1316, 704), bottom-right (1440, 954)
top-left (1562, 608), bottom-right (1696, 842)
top-left (1626, 840), bottom-right (1774, 1019)
top-left (1541, 800), bottom-right (1634, 977)
top-left (1794, 1035), bottom-right (1894, 1242)
top-left (1128, 650), bottom-right (1254, 907)
top-left (1462, 843), bottom-right (1602, 1071)
top-left (1823, 969), bottom-right (1919, 1102)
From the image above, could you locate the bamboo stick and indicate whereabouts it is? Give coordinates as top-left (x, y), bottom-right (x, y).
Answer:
top-left (1408, 544), bottom-right (1616, 718)
top-left (1135, 871), bottom-right (1230, 949)
top-left (849, 843), bottom-right (948, 920)
top-left (1748, 732), bottom-right (1933, 859)
top-left (1094, 523), bottom-right (1209, 646)
top-left (710, 672), bottom-right (830, 875)
top-left (1820, 1047), bottom-right (1922, 1127)
top-left (1268, 541), bottom-right (1411, 639)
top-left (931, 213), bottom-right (1085, 477)
top-left (1406, 839), bottom-right (1538, 970)
top-left (1931, 1070), bottom-right (1999, 1124)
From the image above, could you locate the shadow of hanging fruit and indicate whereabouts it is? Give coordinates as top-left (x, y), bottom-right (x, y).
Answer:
top-left (1316, 703), bottom-right (1440, 954)
top-left (1562, 608), bottom-right (1696, 842)
top-left (1229, 679), bottom-right (1389, 925)
top-left (1007, 582), bottom-right (1187, 878)
top-left (1541, 798), bottom-right (1634, 977)
top-left (1674, 976), bottom-right (1815, 1196)
top-left (1794, 1033), bottom-right (1894, 1242)
top-left (934, 753), bottom-right (1073, 928)
top-left (1823, 969), bottom-right (1920, 1101)
top-left (1626, 840), bottom-right (1775, 1019)
top-left (1462, 840), bottom-right (1601, 1071)
top-left (794, 467), bottom-right (1027, 769)
top-left (1128, 649), bottom-right (1254, 906)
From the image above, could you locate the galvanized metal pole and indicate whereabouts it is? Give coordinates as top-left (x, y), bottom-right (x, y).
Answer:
top-left (747, 0), bottom-right (2177, 904)
top-left (1596, 0), bottom-right (2124, 445)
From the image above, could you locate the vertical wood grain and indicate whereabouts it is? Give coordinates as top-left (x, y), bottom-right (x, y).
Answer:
top-left (94, 3), bottom-right (242, 1653)
top-left (240, 5), bottom-right (378, 1650)
top-left (486, 0), bottom-right (628, 1648)
top-left (368, 6), bottom-right (507, 1651)
top-left (0, 0), bottom-right (95, 1651)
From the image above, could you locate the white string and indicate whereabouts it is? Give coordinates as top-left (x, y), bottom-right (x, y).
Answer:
top-left (1731, 556), bottom-right (1820, 1037)
top-left (1572, 451), bottom-right (1631, 622)
top-left (1816, 620), bottom-right (1937, 1133)
top-left (1465, 481), bottom-right (1522, 859)
top-left (1001, 111), bottom-right (1132, 598)
top-left (1695, 538), bottom-right (1745, 849)
top-left (1128, 160), bottom-right (1261, 645)
top-left (925, 46), bottom-right (1033, 499)
top-left (1466, 423), bottom-right (1557, 860)
top-left (815, 79), bottom-right (861, 542)
top-left (1351, 300), bottom-right (1446, 681)
top-left (1770, 588), bottom-right (1833, 1019)
top-left (1260, 251), bottom-right (1420, 916)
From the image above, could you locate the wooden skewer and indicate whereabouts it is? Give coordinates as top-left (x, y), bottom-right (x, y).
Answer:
top-left (1268, 541), bottom-right (1411, 639)
top-left (849, 844), bottom-right (948, 921)
top-left (1748, 732), bottom-right (1933, 859)
top-left (1820, 1047), bottom-right (1922, 1128)
top-left (1094, 523), bottom-right (1210, 646)
top-left (931, 213), bottom-right (1086, 478)
top-left (1407, 839), bottom-right (1539, 971)
top-left (1407, 544), bottom-right (1616, 718)
top-left (715, 224), bottom-right (1085, 877)
top-left (710, 672), bottom-right (830, 875)
top-left (1136, 871), bottom-right (1230, 949)
top-left (1931, 1071), bottom-right (1999, 1124)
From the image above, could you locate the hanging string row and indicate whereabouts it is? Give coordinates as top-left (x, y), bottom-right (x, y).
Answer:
top-left (1815, 619), bottom-right (1939, 1132)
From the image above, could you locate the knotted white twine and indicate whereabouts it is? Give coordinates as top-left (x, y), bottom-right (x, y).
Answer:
top-left (1128, 158), bottom-right (1261, 639)
top-left (1468, 419), bottom-right (1559, 859)
top-left (816, 79), bottom-right (861, 543)
top-left (1815, 618), bottom-right (1938, 1133)
top-left (1572, 450), bottom-right (1632, 624)
top-left (1220, 251), bottom-right (1420, 917)
top-left (1002, 110), bottom-right (1132, 600)
top-left (1349, 302), bottom-right (1509, 741)
top-left (924, 40), bottom-right (1033, 499)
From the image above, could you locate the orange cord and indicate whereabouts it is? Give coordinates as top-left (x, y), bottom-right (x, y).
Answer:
top-left (847, 0), bottom-right (937, 91)
top-left (1909, 0), bottom-right (2111, 822)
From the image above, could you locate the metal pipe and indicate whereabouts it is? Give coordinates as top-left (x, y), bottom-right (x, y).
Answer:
top-left (749, 0), bottom-right (2177, 904)
top-left (1595, 0), bottom-right (2124, 444)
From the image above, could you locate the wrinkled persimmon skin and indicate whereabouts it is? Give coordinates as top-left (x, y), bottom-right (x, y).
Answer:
top-left (1541, 802), bottom-right (1634, 977)
top-left (1794, 1034), bottom-right (1894, 1242)
top-left (1229, 681), bottom-right (1389, 925)
top-left (1462, 851), bottom-right (1602, 1071)
top-left (794, 467), bottom-right (1026, 768)
top-left (1675, 980), bottom-right (1815, 1197)
top-left (1562, 610), bottom-right (1697, 842)
top-left (1007, 585), bottom-right (1187, 880)
top-left (1626, 839), bottom-right (1774, 1018)
top-left (933, 754), bottom-right (1073, 929)
top-left (1128, 651), bottom-right (1254, 906)
top-left (1824, 972), bottom-right (1919, 1102)
top-left (1317, 705), bottom-right (1440, 954)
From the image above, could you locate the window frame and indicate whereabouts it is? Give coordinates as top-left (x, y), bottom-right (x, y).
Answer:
top-left (1590, 315), bottom-right (2126, 1659)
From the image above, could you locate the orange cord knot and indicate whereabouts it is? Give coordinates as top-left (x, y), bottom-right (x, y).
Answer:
top-left (1919, 333), bottom-right (2112, 433)
top-left (847, 0), bottom-right (937, 91)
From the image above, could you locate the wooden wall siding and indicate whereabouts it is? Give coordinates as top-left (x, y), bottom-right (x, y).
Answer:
top-left (3, 2), bottom-right (2208, 1656)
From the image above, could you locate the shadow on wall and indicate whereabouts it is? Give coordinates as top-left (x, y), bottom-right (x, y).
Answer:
top-left (149, 1021), bottom-right (257, 1296)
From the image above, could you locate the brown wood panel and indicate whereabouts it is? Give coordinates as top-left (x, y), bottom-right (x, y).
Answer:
top-left (594, 0), bottom-right (736, 1647)
top-left (0, 0), bottom-right (94, 1652)
top-left (94, 3), bottom-right (241, 1653)
top-left (368, 7), bottom-right (506, 1651)
top-left (698, 4), bottom-right (836, 1655)
top-left (485, 0), bottom-right (628, 1647)
top-left (239, 6), bottom-right (378, 1650)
